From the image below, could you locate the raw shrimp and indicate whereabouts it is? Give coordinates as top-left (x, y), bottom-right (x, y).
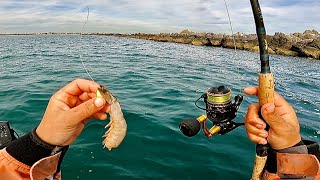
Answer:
top-left (96, 85), bottom-right (127, 150)
top-left (78, 8), bottom-right (127, 150)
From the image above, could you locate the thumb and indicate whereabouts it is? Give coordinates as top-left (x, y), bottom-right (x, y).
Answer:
top-left (261, 103), bottom-right (284, 130)
top-left (69, 97), bottom-right (106, 124)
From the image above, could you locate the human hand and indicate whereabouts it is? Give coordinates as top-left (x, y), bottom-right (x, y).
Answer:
top-left (36, 79), bottom-right (110, 146)
top-left (243, 86), bottom-right (301, 150)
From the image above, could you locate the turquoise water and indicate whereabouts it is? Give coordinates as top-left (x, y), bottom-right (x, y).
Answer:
top-left (0, 35), bottom-right (319, 179)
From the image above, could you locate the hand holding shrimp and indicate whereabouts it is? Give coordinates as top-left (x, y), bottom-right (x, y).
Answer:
top-left (36, 79), bottom-right (127, 150)
top-left (36, 79), bottom-right (111, 146)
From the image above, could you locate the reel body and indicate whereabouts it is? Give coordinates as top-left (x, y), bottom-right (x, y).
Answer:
top-left (179, 86), bottom-right (244, 138)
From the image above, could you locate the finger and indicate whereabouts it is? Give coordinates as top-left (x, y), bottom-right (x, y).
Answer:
top-left (53, 79), bottom-right (100, 108)
top-left (83, 108), bottom-right (109, 121)
top-left (246, 130), bottom-right (268, 145)
top-left (243, 86), bottom-right (290, 109)
top-left (52, 92), bottom-right (79, 109)
top-left (245, 123), bottom-right (268, 138)
top-left (245, 115), bottom-right (267, 129)
top-left (79, 92), bottom-right (90, 102)
top-left (243, 86), bottom-right (258, 96)
top-left (69, 97), bottom-right (106, 125)
top-left (261, 103), bottom-right (285, 128)
top-left (245, 103), bottom-right (260, 122)
top-left (245, 103), bottom-right (268, 131)
top-left (101, 104), bottom-right (111, 113)
top-left (93, 112), bottom-right (108, 120)
top-left (82, 112), bottom-right (108, 123)
top-left (79, 92), bottom-right (97, 102)
top-left (247, 103), bottom-right (260, 114)
top-left (273, 92), bottom-right (291, 108)
top-left (76, 92), bottom-right (103, 109)
top-left (87, 92), bottom-right (97, 99)
top-left (90, 103), bottom-right (111, 113)
top-left (61, 79), bottom-right (100, 96)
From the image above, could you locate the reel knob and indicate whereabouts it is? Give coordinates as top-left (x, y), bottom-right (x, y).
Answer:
top-left (179, 118), bottom-right (201, 137)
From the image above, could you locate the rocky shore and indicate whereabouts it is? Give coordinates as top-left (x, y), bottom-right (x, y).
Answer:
top-left (1, 30), bottom-right (319, 59)
top-left (100, 29), bottom-right (320, 60)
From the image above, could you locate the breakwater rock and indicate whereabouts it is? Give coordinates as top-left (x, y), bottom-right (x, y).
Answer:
top-left (97, 29), bottom-right (320, 60)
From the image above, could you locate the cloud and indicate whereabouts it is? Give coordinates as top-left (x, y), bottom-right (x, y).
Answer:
top-left (0, 0), bottom-right (319, 34)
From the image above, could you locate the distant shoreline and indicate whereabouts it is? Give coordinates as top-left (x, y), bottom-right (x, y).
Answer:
top-left (1, 29), bottom-right (319, 60)
top-left (0, 32), bottom-right (80, 36)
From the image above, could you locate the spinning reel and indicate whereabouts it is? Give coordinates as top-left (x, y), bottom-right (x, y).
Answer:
top-left (179, 86), bottom-right (244, 138)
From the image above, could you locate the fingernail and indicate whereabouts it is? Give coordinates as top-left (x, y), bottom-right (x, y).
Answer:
top-left (265, 103), bottom-right (275, 113)
top-left (94, 97), bottom-right (105, 108)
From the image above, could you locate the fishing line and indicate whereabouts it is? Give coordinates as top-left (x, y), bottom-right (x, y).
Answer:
top-left (222, 0), bottom-right (245, 92)
top-left (79, 7), bottom-right (95, 82)
top-left (223, 0), bottom-right (237, 53)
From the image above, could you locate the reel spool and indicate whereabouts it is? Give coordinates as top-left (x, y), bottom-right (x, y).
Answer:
top-left (179, 86), bottom-right (244, 138)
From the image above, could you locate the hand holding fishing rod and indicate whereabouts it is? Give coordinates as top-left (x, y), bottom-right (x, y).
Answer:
top-left (249, 0), bottom-right (320, 179)
top-left (179, 0), bottom-right (320, 178)
top-left (243, 87), bottom-right (301, 150)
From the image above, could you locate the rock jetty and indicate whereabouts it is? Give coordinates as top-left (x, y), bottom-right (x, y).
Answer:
top-left (1, 30), bottom-right (319, 59)
top-left (101, 29), bottom-right (320, 60)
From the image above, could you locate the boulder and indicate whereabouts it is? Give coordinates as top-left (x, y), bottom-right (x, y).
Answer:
top-left (180, 29), bottom-right (193, 36)
top-left (173, 37), bottom-right (191, 44)
top-left (293, 32), bottom-right (304, 39)
top-left (244, 45), bottom-right (275, 54)
top-left (191, 38), bottom-right (212, 46)
top-left (221, 37), bottom-right (235, 48)
top-left (268, 47), bottom-right (276, 54)
top-left (308, 38), bottom-right (320, 49)
top-left (274, 48), bottom-right (298, 56)
top-left (302, 29), bottom-right (319, 40)
top-left (270, 32), bottom-right (295, 49)
top-left (210, 38), bottom-right (223, 46)
top-left (220, 36), bottom-right (245, 49)
top-left (303, 29), bottom-right (319, 35)
top-left (291, 45), bottom-right (320, 59)
top-left (245, 45), bottom-right (259, 53)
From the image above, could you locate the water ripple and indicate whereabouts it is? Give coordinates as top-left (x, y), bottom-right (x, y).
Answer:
top-left (0, 35), bottom-right (319, 179)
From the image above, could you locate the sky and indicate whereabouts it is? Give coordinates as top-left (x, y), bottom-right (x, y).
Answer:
top-left (0, 0), bottom-right (319, 35)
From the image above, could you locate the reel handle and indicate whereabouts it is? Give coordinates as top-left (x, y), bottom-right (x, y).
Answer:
top-left (179, 118), bottom-right (201, 137)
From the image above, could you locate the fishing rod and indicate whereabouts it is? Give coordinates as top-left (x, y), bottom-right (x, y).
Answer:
top-left (178, 0), bottom-right (274, 179)
top-left (250, 0), bottom-right (274, 179)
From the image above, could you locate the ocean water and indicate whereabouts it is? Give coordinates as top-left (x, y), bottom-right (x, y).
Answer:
top-left (0, 35), bottom-right (319, 179)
